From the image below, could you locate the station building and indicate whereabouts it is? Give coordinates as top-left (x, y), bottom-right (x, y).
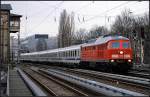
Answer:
top-left (0, 4), bottom-right (22, 64)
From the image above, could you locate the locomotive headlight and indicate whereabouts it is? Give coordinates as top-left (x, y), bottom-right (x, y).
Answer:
top-left (120, 51), bottom-right (123, 54)
top-left (124, 54), bottom-right (130, 58)
top-left (111, 59), bottom-right (114, 62)
top-left (112, 54), bottom-right (118, 58)
top-left (128, 59), bottom-right (131, 62)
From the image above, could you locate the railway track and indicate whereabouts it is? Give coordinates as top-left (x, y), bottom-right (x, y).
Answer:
top-left (39, 68), bottom-right (147, 96)
top-left (127, 71), bottom-right (149, 79)
top-left (44, 66), bottom-right (149, 95)
top-left (24, 63), bottom-right (149, 79)
top-left (22, 64), bottom-right (149, 96)
top-left (22, 67), bottom-right (94, 96)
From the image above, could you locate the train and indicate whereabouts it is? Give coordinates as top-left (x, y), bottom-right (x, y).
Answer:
top-left (20, 35), bottom-right (133, 73)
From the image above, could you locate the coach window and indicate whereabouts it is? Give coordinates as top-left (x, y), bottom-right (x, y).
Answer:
top-left (66, 51), bottom-right (67, 57)
top-left (73, 50), bottom-right (75, 57)
top-left (63, 52), bottom-right (64, 57)
top-left (72, 51), bottom-right (74, 57)
top-left (55, 52), bottom-right (56, 57)
top-left (54, 53), bottom-right (56, 57)
top-left (70, 51), bottom-right (72, 57)
top-left (73, 51), bottom-right (75, 57)
top-left (68, 51), bottom-right (70, 57)
top-left (61, 52), bottom-right (62, 57)
top-left (70, 51), bottom-right (71, 57)
top-left (72, 51), bottom-right (73, 57)
top-left (52, 53), bottom-right (54, 57)
top-left (66, 51), bottom-right (68, 57)
top-left (74, 50), bottom-right (76, 57)
top-left (59, 52), bottom-right (60, 57)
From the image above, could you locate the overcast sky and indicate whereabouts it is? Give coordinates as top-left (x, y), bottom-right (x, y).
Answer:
top-left (2, 1), bottom-right (149, 39)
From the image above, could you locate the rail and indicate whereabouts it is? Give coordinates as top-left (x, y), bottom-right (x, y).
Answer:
top-left (30, 68), bottom-right (89, 96)
top-left (17, 68), bottom-right (47, 96)
top-left (41, 69), bottom-right (147, 96)
top-left (73, 69), bottom-right (149, 86)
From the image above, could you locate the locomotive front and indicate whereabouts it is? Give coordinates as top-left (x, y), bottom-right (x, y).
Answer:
top-left (107, 38), bottom-right (133, 72)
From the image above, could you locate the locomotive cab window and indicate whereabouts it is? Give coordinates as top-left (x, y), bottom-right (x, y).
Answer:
top-left (122, 42), bottom-right (129, 48)
top-left (111, 42), bottom-right (120, 48)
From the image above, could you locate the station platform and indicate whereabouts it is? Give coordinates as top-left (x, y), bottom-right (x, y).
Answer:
top-left (8, 68), bottom-right (33, 96)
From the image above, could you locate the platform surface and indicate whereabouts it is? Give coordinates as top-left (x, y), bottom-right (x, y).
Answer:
top-left (9, 68), bottom-right (32, 96)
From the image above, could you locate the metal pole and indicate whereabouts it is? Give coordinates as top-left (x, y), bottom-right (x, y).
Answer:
top-left (17, 31), bottom-right (20, 64)
top-left (140, 38), bottom-right (143, 65)
top-left (11, 36), bottom-right (14, 62)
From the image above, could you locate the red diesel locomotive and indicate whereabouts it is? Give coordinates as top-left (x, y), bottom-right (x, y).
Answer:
top-left (81, 35), bottom-right (133, 72)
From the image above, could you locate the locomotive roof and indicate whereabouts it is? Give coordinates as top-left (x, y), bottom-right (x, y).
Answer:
top-left (81, 35), bottom-right (129, 47)
top-left (21, 44), bottom-right (81, 56)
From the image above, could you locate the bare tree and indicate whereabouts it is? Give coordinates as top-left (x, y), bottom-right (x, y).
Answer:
top-left (87, 25), bottom-right (109, 40)
top-left (58, 9), bottom-right (75, 48)
top-left (111, 9), bottom-right (134, 38)
top-left (72, 28), bottom-right (87, 44)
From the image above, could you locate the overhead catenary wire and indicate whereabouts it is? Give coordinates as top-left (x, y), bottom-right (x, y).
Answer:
top-left (74, 1), bottom-right (94, 13)
top-left (74, 1), bottom-right (141, 31)
top-left (29, 1), bottom-right (64, 33)
top-left (75, 1), bottom-right (130, 25)
top-left (83, 1), bottom-right (131, 23)
top-left (77, 1), bottom-right (143, 24)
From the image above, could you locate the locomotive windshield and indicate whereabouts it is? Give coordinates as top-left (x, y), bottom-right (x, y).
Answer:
top-left (111, 42), bottom-right (120, 48)
top-left (122, 42), bottom-right (129, 48)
